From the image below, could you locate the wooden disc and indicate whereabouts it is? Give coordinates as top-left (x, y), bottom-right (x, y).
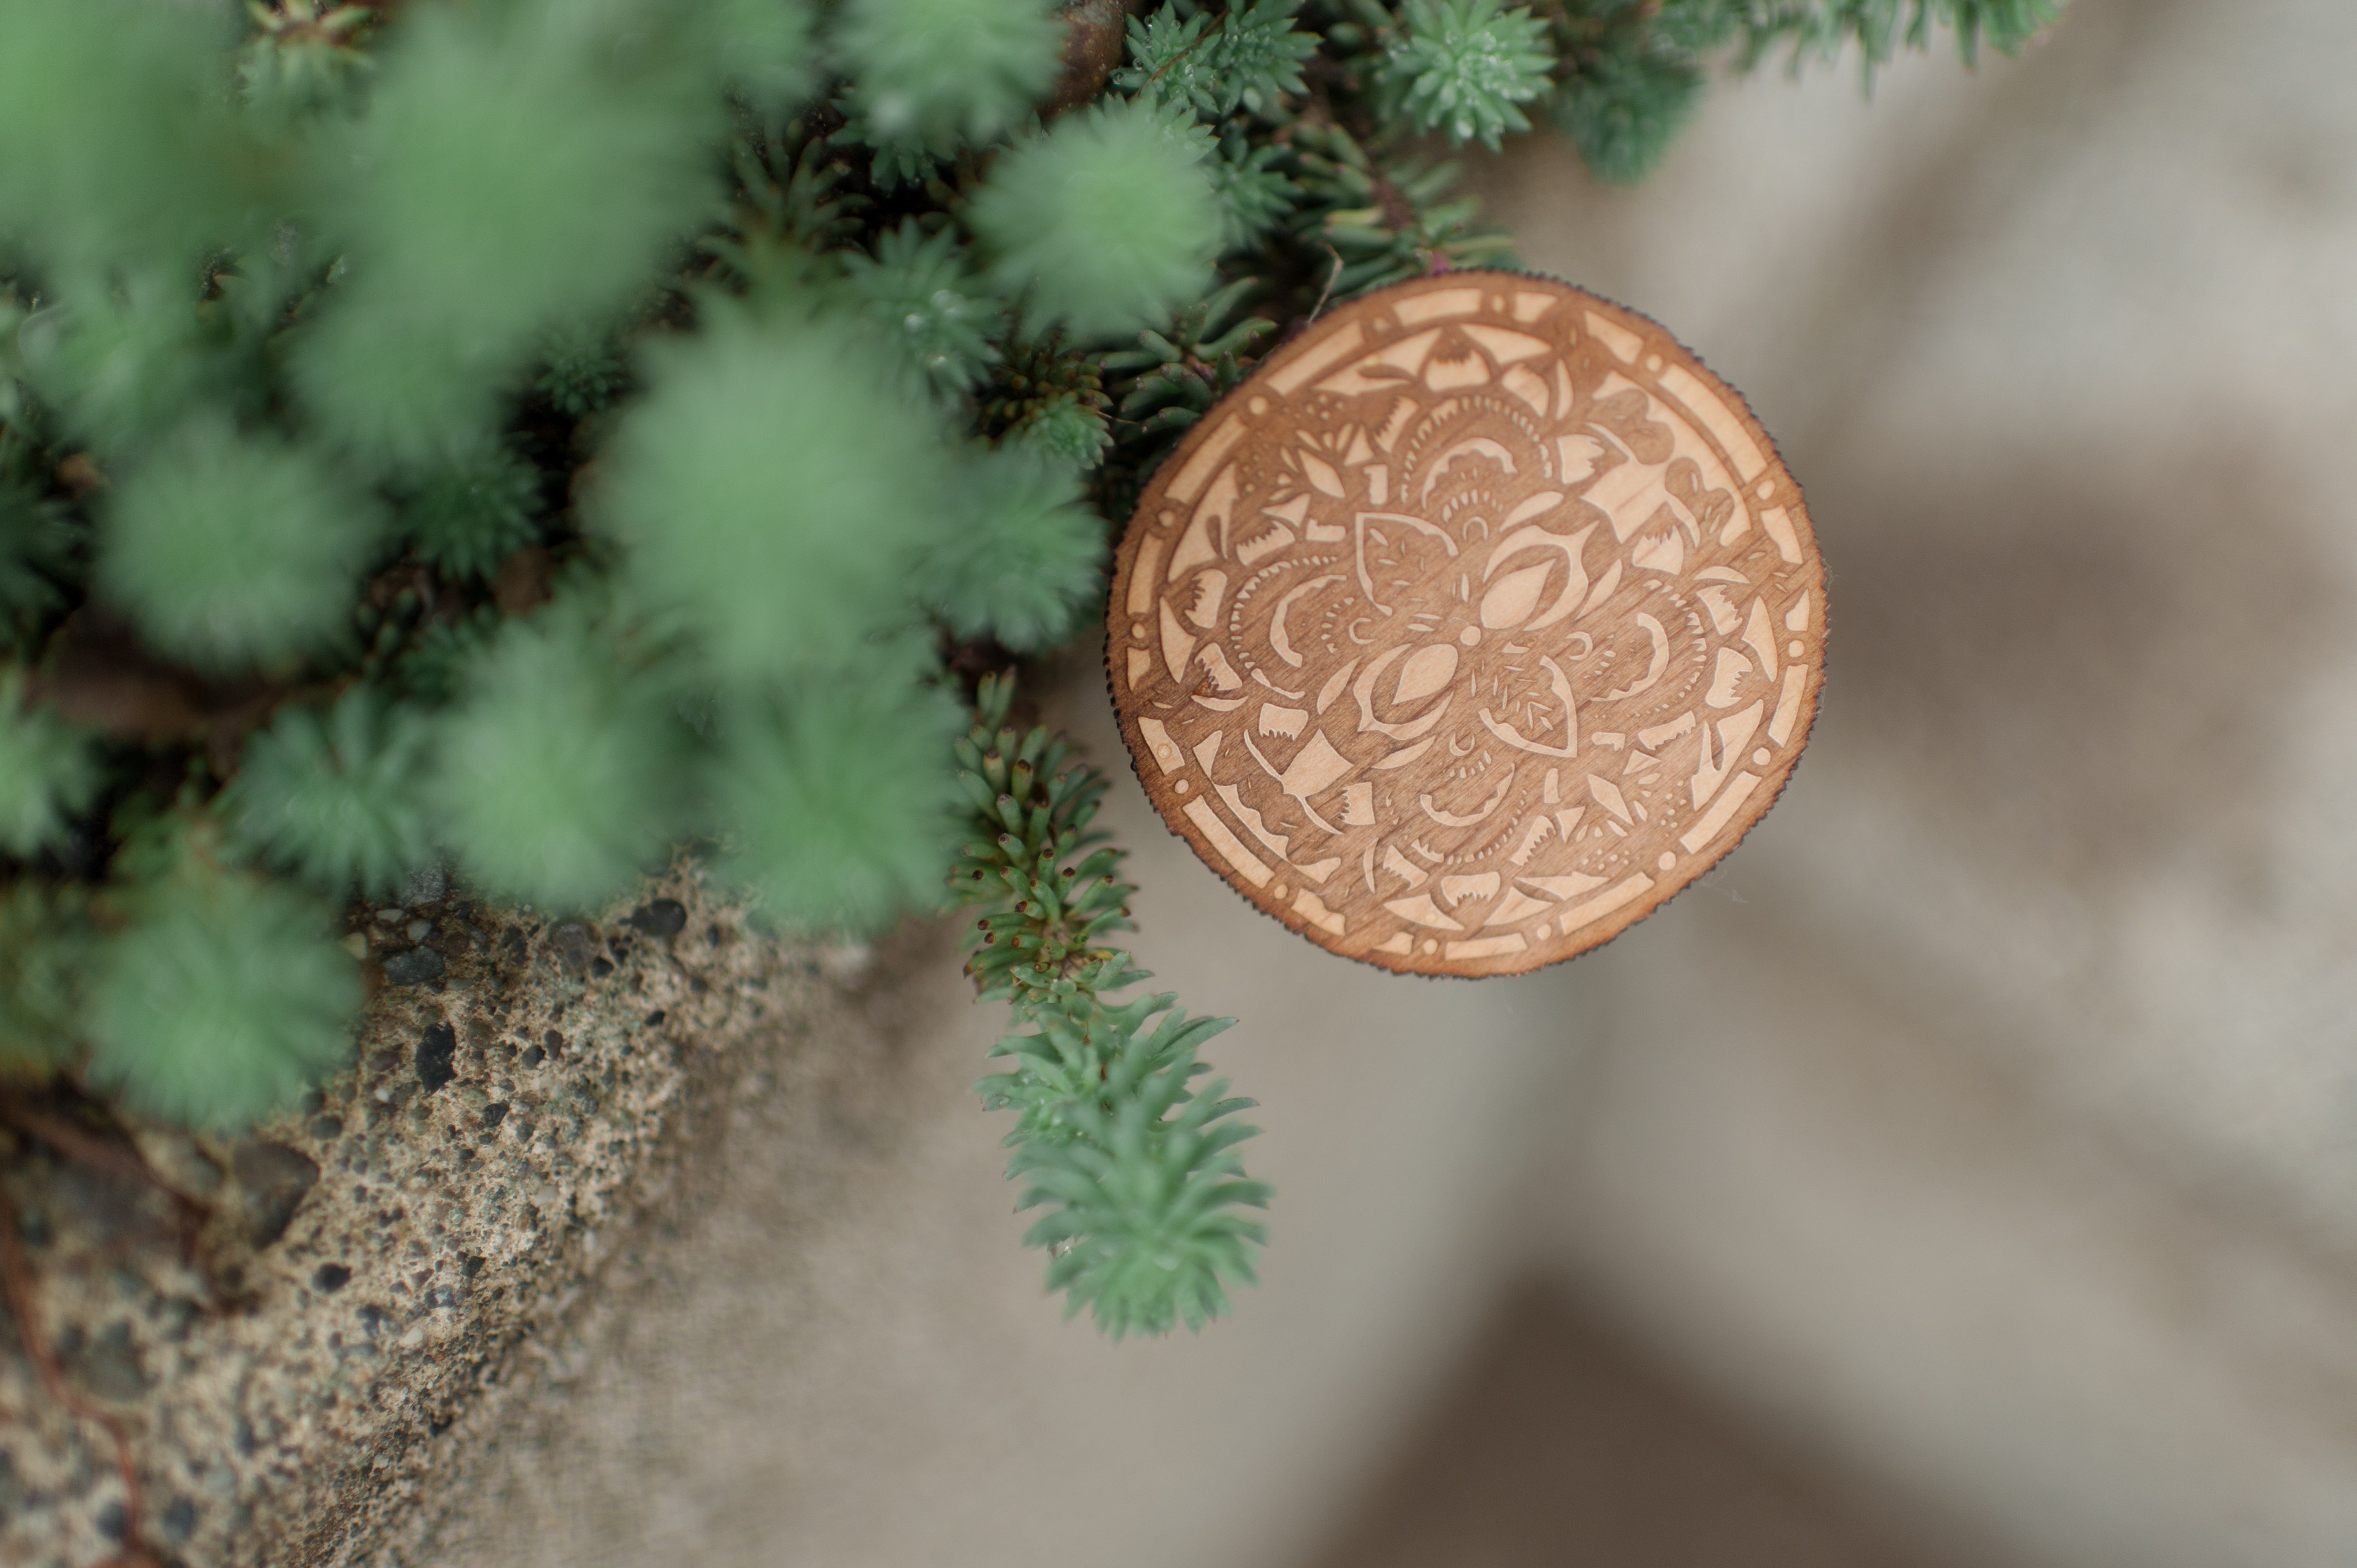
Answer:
top-left (1107, 273), bottom-right (1824, 977)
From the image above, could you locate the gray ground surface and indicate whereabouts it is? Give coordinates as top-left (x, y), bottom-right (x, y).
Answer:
top-left (1480, 3), bottom-right (2357, 1563)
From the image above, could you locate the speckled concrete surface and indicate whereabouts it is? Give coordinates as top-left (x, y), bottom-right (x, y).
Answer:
top-left (0, 858), bottom-right (847, 1568)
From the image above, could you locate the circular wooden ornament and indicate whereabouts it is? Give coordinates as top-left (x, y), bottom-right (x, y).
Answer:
top-left (1107, 272), bottom-right (1824, 977)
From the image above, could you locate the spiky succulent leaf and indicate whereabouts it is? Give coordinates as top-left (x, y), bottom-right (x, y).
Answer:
top-left (534, 319), bottom-right (631, 416)
top-left (1207, 0), bottom-right (1318, 117)
top-left (236, 0), bottom-right (377, 126)
top-left (1552, 31), bottom-right (1704, 184)
top-left (951, 677), bottom-right (1270, 1336)
top-left (1009, 393), bottom-right (1112, 468)
top-left (1938, 0), bottom-right (2064, 61)
top-left (1378, 0), bottom-right (1555, 150)
top-left (1115, 0), bottom-right (1314, 120)
top-left (0, 881), bottom-right (82, 1077)
top-left (837, 0), bottom-right (1063, 148)
top-left (972, 98), bottom-right (1222, 339)
top-left (86, 845), bottom-right (358, 1132)
top-left (1211, 132), bottom-right (1298, 253)
top-left (0, 476), bottom-right (74, 649)
top-left (0, 0), bottom-right (259, 275)
top-left (96, 419), bottom-right (380, 670)
top-left (400, 444), bottom-right (543, 581)
top-left (222, 686), bottom-right (436, 899)
top-left (293, 0), bottom-right (719, 467)
top-left (399, 606), bottom-right (503, 706)
top-left (598, 308), bottom-right (952, 685)
top-left (700, 0), bottom-right (819, 113)
top-left (287, 306), bottom-right (499, 473)
top-left (0, 674), bottom-right (95, 858)
top-left (714, 671), bottom-right (965, 931)
top-left (1646, 0), bottom-right (1742, 53)
top-left (1114, 7), bottom-right (1219, 116)
top-left (841, 220), bottom-right (1004, 396)
top-left (1720, 0), bottom-right (2061, 68)
top-left (1013, 1036), bottom-right (1269, 1340)
top-left (14, 276), bottom-right (241, 455)
top-left (430, 608), bottom-right (687, 911)
top-left (919, 447), bottom-right (1104, 651)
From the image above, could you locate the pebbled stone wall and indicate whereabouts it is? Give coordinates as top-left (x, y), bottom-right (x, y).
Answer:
top-left (0, 857), bottom-right (855, 1568)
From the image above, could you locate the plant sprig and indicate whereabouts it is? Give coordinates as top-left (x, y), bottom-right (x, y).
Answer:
top-left (950, 673), bottom-right (1270, 1338)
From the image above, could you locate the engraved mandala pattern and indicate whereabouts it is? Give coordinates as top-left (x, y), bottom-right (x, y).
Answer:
top-left (1110, 275), bottom-right (1825, 976)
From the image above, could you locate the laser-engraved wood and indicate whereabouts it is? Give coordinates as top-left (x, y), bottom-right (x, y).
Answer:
top-left (1108, 272), bottom-right (1825, 977)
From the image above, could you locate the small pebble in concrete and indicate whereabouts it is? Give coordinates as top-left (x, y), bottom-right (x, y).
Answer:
top-left (404, 864), bottom-right (447, 907)
top-left (383, 947), bottom-right (446, 987)
top-left (627, 899), bottom-right (687, 938)
top-left (313, 1264), bottom-right (351, 1293)
top-left (75, 1324), bottom-right (151, 1402)
top-left (550, 924), bottom-right (598, 976)
top-left (418, 1025), bottom-right (458, 1092)
top-left (234, 1143), bottom-right (321, 1250)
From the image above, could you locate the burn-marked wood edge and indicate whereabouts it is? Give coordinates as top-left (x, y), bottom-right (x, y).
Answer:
top-left (1107, 271), bottom-right (1825, 978)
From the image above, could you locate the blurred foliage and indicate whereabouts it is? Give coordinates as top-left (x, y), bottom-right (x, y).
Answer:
top-left (222, 686), bottom-right (437, 899)
top-left (399, 444), bottom-right (543, 582)
top-left (86, 816), bottom-right (359, 1132)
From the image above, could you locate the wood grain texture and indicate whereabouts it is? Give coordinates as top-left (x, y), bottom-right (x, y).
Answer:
top-left (1108, 272), bottom-right (1824, 976)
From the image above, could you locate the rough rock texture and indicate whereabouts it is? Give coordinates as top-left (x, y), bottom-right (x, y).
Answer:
top-left (0, 858), bottom-right (864, 1568)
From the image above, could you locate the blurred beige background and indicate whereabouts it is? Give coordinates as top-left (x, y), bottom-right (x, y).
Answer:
top-left (429, 2), bottom-right (2357, 1564)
